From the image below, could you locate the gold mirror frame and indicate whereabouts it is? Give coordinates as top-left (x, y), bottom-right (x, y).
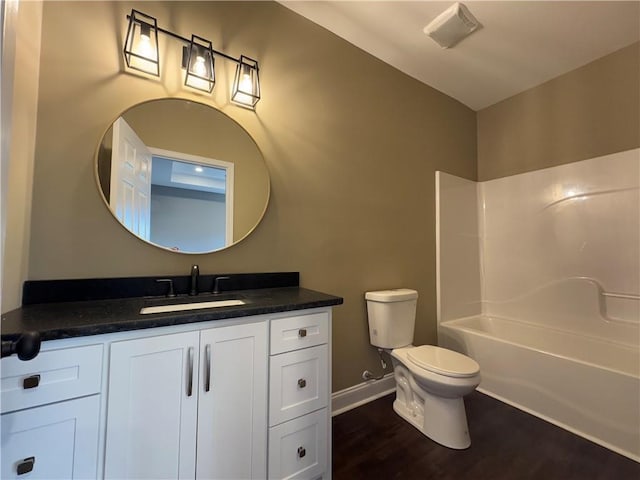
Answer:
top-left (95, 98), bottom-right (270, 254)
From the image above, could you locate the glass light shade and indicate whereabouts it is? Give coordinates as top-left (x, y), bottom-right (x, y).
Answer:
top-left (231, 56), bottom-right (260, 109)
top-left (123, 10), bottom-right (159, 76)
top-left (184, 35), bottom-right (215, 93)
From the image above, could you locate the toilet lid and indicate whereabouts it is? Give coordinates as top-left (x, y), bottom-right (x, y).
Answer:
top-left (407, 346), bottom-right (479, 378)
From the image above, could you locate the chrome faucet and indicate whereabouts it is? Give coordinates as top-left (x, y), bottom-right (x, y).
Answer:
top-left (189, 265), bottom-right (199, 296)
top-left (213, 276), bottom-right (231, 294)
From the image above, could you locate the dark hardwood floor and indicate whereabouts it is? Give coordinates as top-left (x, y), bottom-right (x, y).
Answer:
top-left (332, 392), bottom-right (640, 480)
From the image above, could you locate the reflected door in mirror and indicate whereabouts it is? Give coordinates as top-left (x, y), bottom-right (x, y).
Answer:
top-left (111, 118), bottom-right (152, 240)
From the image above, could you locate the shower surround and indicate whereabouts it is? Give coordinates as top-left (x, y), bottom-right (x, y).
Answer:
top-left (436, 148), bottom-right (640, 461)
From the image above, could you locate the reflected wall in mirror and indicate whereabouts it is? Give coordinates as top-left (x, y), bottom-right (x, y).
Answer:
top-left (96, 99), bottom-right (270, 254)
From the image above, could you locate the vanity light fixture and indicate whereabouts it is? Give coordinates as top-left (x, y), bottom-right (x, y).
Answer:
top-left (122, 9), bottom-right (261, 108)
top-left (123, 10), bottom-right (160, 76)
top-left (231, 56), bottom-right (261, 108)
top-left (183, 35), bottom-right (216, 93)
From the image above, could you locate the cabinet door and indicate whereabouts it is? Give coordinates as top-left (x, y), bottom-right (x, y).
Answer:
top-left (104, 331), bottom-right (199, 480)
top-left (0, 395), bottom-right (100, 480)
top-left (197, 321), bottom-right (268, 480)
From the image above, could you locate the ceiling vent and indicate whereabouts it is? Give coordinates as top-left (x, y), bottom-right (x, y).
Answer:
top-left (424, 2), bottom-right (481, 49)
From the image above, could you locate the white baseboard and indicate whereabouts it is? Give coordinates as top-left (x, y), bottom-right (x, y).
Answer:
top-left (331, 373), bottom-right (395, 417)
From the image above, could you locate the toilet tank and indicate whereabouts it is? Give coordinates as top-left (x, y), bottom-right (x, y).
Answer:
top-left (365, 289), bottom-right (418, 349)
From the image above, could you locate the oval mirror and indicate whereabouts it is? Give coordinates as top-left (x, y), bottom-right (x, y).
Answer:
top-left (96, 98), bottom-right (270, 254)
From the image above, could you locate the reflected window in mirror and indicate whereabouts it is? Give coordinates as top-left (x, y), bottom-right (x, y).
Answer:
top-left (149, 154), bottom-right (233, 252)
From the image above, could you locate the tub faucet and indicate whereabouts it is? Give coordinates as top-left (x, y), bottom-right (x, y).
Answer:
top-left (189, 265), bottom-right (199, 296)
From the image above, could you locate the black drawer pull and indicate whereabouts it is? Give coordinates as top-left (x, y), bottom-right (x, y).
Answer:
top-left (298, 328), bottom-right (307, 338)
top-left (297, 378), bottom-right (307, 388)
top-left (297, 447), bottom-right (306, 458)
top-left (23, 374), bottom-right (40, 390)
top-left (17, 456), bottom-right (35, 475)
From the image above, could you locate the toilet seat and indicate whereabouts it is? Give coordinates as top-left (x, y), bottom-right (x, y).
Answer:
top-left (407, 345), bottom-right (479, 378)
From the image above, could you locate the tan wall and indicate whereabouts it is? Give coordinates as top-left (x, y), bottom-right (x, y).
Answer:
top-left (2, 0), bottom-right (42, 312)
top-left (477, 42), bottom-right (640, 181)
top-left (25, 1), bottom-right (476, 391)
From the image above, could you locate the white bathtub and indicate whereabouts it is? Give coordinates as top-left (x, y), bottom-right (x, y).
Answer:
top-left (439, 315), bottom-right (640, 462)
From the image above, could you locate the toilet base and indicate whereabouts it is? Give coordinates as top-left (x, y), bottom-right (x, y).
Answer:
top-left (392, 366), bottom-right (472, 449)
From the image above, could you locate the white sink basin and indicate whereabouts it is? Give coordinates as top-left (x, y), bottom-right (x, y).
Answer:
top-left (140, 299), bottom-right (247, 315)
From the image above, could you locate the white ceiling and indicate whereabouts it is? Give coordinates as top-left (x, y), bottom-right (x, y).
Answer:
top-left (279, 1), bottom-right (640, 110)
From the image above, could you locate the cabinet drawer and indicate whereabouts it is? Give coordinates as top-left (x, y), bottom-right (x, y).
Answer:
top-left (268, 408), bottom-right (327, 480)
top-left (0, 395), bottom-right (101, 479)
top-left (1, 344), bottom-right (103, 413)
top-left (269, 345), bottom-right (328, 426)
top-left (270, 311), bottom-right (329, 355)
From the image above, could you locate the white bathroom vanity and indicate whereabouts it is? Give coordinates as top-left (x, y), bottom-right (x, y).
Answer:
top-left (1, 281), bottom-right (341, 480)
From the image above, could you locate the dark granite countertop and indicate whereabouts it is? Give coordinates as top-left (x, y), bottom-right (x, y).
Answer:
top-left (1, 275), bottom-right (343, 342)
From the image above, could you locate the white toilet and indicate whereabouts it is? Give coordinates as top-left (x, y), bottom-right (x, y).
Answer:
top-left (365, 289), bottom-right (480, 449)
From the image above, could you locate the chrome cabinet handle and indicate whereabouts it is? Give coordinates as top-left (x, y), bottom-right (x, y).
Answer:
top-left (297, 447), bottom-right (306, 458)
top-left (298, 328), bottom-right (307, 338)
top-left (298, 378), bottom-right (307, 388)
top-left (205, 344), bottom-right (211, 392)
top-left (187, 347), bottom-right (194, 397)
top-left (17, 456), bottom-right (35, 475)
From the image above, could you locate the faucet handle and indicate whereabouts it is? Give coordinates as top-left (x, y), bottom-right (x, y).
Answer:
top-left (156, 279), bottom-right (176, 297)
top-left (213, 276), bottom-right (231, 294)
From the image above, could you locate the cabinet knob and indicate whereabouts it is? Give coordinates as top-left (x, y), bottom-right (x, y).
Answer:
top-left (17, 456), bottom-right (35, 475)
top-left (297, 378), bottom-right (307, 388)
top-left (297, 447), bottom-right (306, 458)
top-left (298, 328), bottom-right (307, 338)
top-left (22, 374), bottom-right (40, 390)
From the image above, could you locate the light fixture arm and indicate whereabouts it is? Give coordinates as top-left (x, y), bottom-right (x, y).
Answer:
top-left (126, 14), bottom-right (254, 70)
